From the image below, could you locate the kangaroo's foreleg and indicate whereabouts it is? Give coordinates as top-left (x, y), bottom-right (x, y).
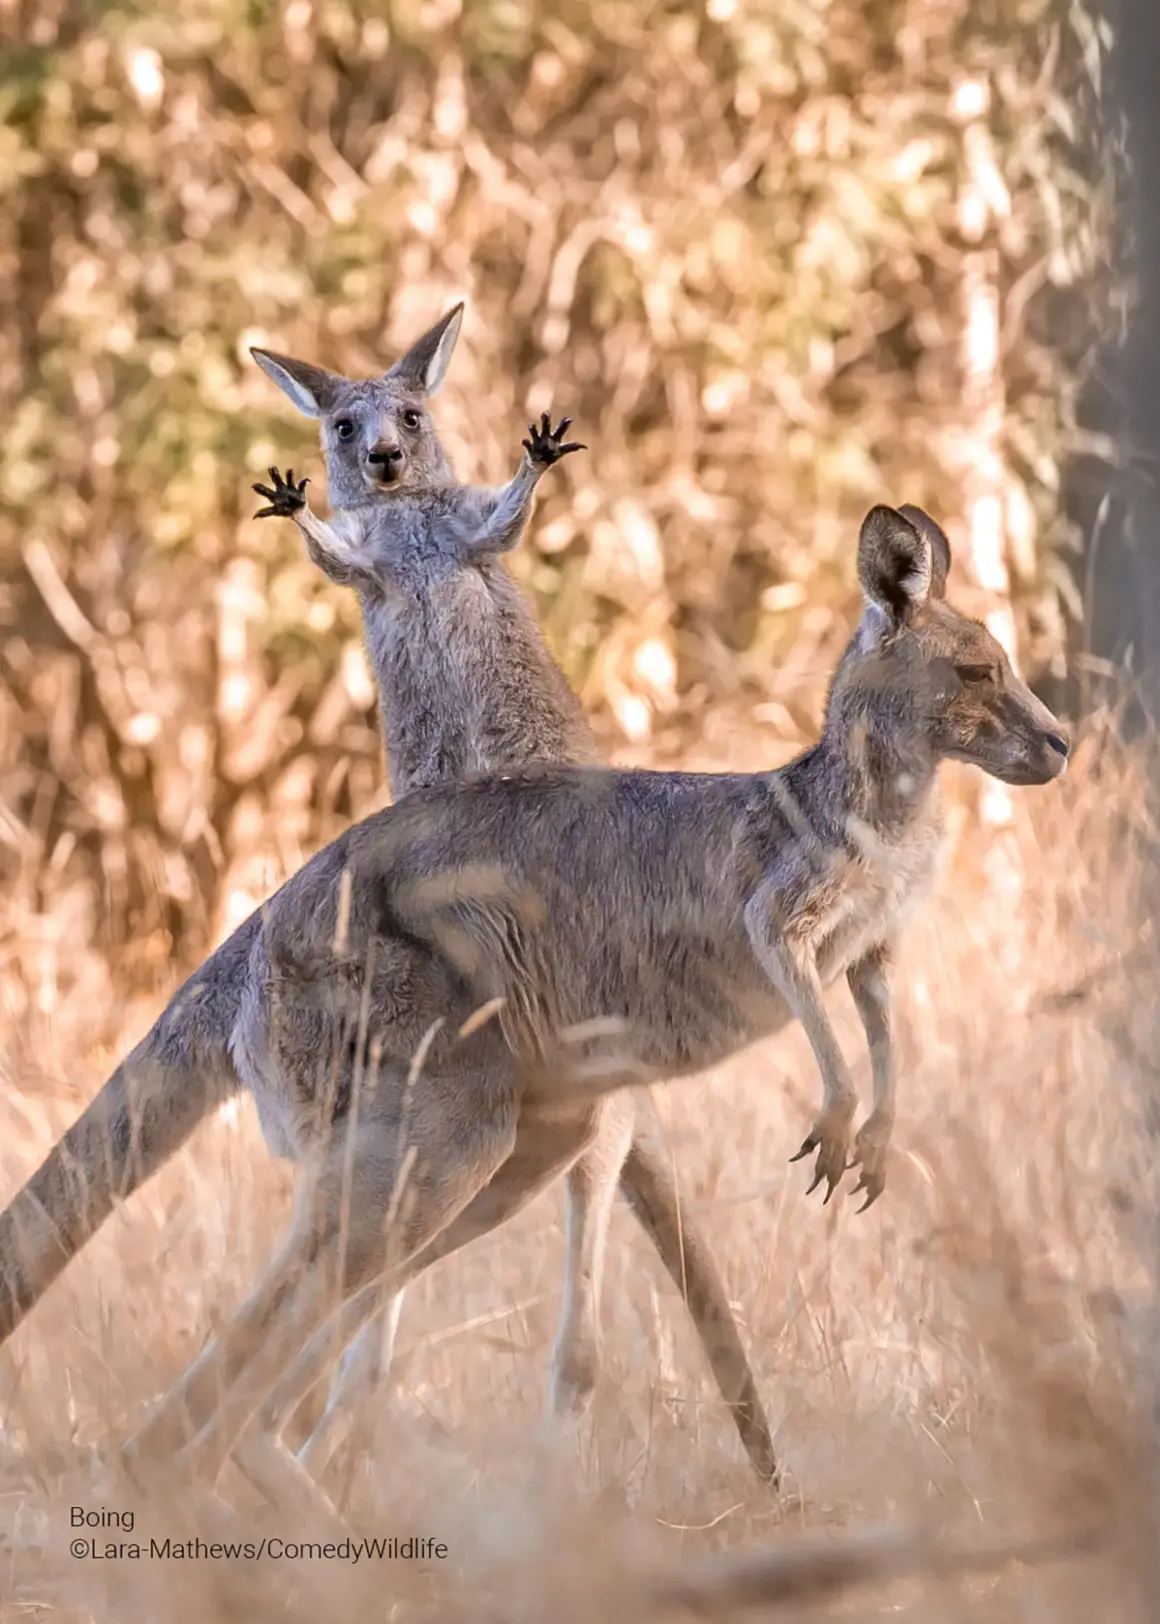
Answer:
top-left (744, 881), bottom-right (859, 1204)
top-left (292, 502), bottom-right (371, 585)
top-left (252, 467), bottom-right (372, 588)
top-left (845, 943), bottom-right (895, 1210)
top-left (466, 415), bottom-right (586, 557)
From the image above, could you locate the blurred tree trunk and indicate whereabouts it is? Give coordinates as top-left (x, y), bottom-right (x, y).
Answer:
top-left (1091, 0), bottom-right (1160, 718)
top-left (1097, 3), bottom-right (1160, 1612)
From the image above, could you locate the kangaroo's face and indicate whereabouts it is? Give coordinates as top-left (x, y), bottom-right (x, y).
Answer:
top-left (314, 377), bottom-right (453, 506)
top-left (833, 505), bottom-right (1070, 788)
top-left (250, 303), bottom-right (465, 510)
top-left (913, 599), bottom-right (1069, 786)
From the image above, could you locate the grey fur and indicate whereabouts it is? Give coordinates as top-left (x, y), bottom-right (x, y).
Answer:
top-left (114, 500), bottom-right (1068, 1491)
top-left (247, 309), bottom-right (773, 1483)
top-left (0, 309), bottom-right (777, 1501)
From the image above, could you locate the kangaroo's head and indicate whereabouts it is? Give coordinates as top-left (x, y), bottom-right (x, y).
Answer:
top-left (826, 504), bottom-right (1070, 788)
top-left (250, 304), bottom-right (465, 509)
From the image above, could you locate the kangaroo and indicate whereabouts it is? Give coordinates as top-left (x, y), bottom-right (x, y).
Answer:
top-left (109, 501), bottom-right (1069, 1490)
top-left (0, 312), bottom-right (774, 1490)
top-left (245, 304), bottom-right (775, 1481)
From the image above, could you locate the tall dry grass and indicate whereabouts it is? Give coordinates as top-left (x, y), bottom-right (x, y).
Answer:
top-left (0, 707), bottom-right (1154, 1621)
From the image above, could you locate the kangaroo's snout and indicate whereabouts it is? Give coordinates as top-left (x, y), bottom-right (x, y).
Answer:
top-left (367, 442), bottom-right (405, 485)
top-left (1000, 688), bottom-right (1071, 785)
top-left (1035, 723), bottom-right (1070, 780)
top-left (1021, 724), bottom-right (1069, 785)
top-left (1025, 688), bottom-right (1070, 781)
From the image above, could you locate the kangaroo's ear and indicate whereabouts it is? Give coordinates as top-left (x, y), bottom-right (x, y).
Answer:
top-left (857, 506), bottom-right (933, 621)
top-left (896, 504), bottom-right (951, 599)
top-left (251, 349), bottom-right (345, 419)
top-left (385, 303), bottom-right (464, 398)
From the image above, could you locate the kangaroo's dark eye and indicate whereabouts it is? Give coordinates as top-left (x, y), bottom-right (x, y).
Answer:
top-left (334, 419), bottom-right (355, 441)
top-left (956, 664), bottom-right (994, 685)
top-left (402, 410), bottom-right (421, 430)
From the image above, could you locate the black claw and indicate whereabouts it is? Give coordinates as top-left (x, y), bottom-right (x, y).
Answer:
top-left (851, 1168), bottom-right (883, 1211)
top-left (788, 1135), bottom-right (816, 1164)
top-left (524, 412), bottom-right (586, 466)
top-left (805, 1168), bottom-right (825, 1197)
top-left (252, 466), bottom-right (308, 519)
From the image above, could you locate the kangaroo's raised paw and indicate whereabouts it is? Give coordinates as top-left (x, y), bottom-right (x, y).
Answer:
top-left (522, 411), bottom-right (587, 467)
top-left (789, 1105), bottom-right (853, 1204)
top-left (252, 466), bottom-right (309, 519)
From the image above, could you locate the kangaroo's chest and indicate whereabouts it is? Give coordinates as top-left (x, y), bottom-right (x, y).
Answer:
top-left (811, 815), bottom-right (944, 983)
top-left (371, 588), bottom-right (494, 791)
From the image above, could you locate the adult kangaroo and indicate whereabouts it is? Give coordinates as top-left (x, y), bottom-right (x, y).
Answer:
top-left (109, 501), bottom-right (1068, 1491)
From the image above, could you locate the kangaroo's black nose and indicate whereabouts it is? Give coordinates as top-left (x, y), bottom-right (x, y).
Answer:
top-left (367, 446), bottom-right (404, 466)
top-left (1045, 730), bottom-right (1070, 759)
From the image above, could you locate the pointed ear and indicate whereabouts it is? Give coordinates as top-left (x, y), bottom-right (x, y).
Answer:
top-left (385, 303), bottom-right (464, 398)
top-left (857, 506), bottom-right (933, 621)
top-left (896, 504), bottom-right (952, 599)
top-left (250, 349), bottom-right (345, 419)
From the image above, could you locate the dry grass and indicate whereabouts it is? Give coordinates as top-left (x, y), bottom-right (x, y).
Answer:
top-left (0, 710), bottom-right (1154, 1620)
top-left (0, 4), bottom-right (1130, 1614)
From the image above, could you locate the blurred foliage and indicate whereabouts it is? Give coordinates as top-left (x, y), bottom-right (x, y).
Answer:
top-left (0, 0), bottom-right (1116, 993)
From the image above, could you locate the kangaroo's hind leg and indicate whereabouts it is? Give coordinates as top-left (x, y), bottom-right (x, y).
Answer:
top-left (294, 1289), bottom-right (404, 1475)
top-left (292, 1093), bottom-right (633, 1475)
top-left (123, 1055), bottom-right (521, 1484)
top-left (235, 1100), bottom-right (606, 1504)
top-left (547, 1092), bottom-right (635, 1420)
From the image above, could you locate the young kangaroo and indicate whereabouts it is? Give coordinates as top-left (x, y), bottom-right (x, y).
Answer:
top-left (246, 305), bottom-right (775, 1480)
top-left (114, 501), bottom-right (1069, 1490)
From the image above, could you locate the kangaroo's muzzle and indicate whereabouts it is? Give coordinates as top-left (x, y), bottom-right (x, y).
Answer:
top-left (367, 444), bottom-right (404, 485)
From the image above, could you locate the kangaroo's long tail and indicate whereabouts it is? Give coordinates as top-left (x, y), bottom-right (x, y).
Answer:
top-left (619, 1103), bottom-right (779, 1487)
top-left (0, 945), bottom-right (249, 1345)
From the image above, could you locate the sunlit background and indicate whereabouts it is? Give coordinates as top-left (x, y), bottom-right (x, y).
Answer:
top-left (2, 1), bottom-right (1158, 1618)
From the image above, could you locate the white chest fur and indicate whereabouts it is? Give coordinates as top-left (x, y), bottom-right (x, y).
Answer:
top-left (812, 804), bottom-right (944, 984)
